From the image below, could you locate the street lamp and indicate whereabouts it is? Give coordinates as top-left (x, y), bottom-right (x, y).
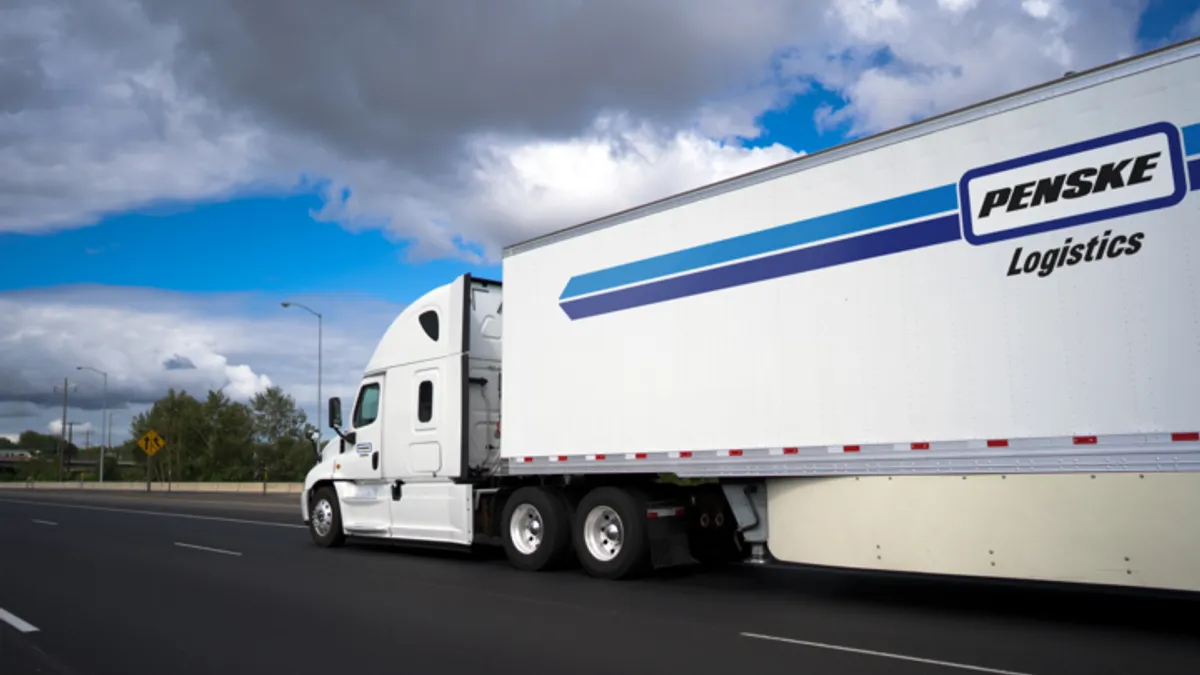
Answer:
top-left (76, 366), bottom-right (109, 482)
top-left (281, 301), bottom-right (323, 440)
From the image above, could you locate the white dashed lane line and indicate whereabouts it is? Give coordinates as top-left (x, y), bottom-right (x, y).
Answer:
top-left (0, 607), bottom-right (39, 633)
top-left (174, 542), bottom-right (243, 557)
top-left (31, 519), bottom-right (58, 526)
top-left (740, 632), bottom-right (1036, 675)
top-left (0, 498), bottom-right (305, 529)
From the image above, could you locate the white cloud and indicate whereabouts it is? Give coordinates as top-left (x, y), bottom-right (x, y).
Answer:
top-left (0, 286), bottom-right (400, 442)
top-left (309, 114), bottom-right (801, 261)
top-left (798, 0), bottom-right (1144, 137)
top-left (937, 0), bottom-right (979, 13)
top-left (48, 419), bottom-right (93, 437)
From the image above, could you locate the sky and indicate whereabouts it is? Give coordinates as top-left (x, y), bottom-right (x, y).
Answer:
top-left (2, 0), bottom-right (1199, 446)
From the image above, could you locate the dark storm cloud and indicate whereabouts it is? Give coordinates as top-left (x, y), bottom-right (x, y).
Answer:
top-left (134, 0), bottom-right (818, 170)
top-left (163, 354), bottom-right (197, 371)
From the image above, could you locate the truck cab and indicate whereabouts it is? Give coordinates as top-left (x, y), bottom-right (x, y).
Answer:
top-left (302, 274), bottom-right (503, 546)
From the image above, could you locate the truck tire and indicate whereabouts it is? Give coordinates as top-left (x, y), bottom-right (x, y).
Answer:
top-left (309, 486), bottom-right (346, 547)
top-left (501, 486), bottom-right (574, 572)
top-left (573, 486), bottom-right (651, 580)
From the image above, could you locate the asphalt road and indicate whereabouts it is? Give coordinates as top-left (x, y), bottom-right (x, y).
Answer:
top-left (1, 491), bottom-right (1198, 675)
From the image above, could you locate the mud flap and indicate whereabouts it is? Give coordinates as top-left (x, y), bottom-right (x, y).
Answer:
top-left (647, 512), bottom-right (697, 570)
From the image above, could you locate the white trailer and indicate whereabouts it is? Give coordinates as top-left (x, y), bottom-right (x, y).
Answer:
top-left (303, 37), bottom-right (1200, 590)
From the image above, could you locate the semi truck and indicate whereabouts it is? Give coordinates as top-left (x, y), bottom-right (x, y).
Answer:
top-left (302, 36), bottom-right (1200, 591)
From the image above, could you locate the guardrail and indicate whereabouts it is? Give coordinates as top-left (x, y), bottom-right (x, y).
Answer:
top-left (0, 481), bottom-right (304, 495)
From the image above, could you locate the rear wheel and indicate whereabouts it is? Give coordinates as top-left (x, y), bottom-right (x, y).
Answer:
top-left (309, 486), bottom-right (345, 547)
top-left (573, 487), bottom-right (651, 580)
top-left (501, 486), bottom-right (574, 572)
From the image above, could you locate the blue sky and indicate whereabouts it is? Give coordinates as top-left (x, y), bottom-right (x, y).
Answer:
top-left (1, 0), bottom-right (1197, 443)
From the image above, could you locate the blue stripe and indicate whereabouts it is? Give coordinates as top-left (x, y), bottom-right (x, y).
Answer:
top-left (559, 184), bottom-right (959, 300)
top-left (1183, 123), bottom-right (1200, 157)
top-left (561, 214), bottom-right (962, 320)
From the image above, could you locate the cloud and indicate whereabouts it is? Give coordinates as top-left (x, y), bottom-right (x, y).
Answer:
top-left (0, 285), bottom-right (401, 441)
top-left (796, 0), bottom-right (1147, 137)
top-left (0, 0), bottom-right (285, 236)
top-left (310, 114), bottom-right (802, 260)
top-left (1, 0), bottom-right (1162, 264)
top-left (49, 419), bottom-right (93, 437)
top-left (162, 354), bottom-right (196, 370)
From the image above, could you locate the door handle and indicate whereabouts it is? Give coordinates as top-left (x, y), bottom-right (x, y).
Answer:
top-left (372, 451), bottom-right (379, 470)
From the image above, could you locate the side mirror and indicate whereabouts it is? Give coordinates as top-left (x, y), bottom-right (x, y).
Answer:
top-left (328, 397), bottom-right (343, 429)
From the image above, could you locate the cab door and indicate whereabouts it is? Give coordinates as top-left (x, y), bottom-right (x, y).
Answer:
top-left (333, 375), bottom-right (390, 535)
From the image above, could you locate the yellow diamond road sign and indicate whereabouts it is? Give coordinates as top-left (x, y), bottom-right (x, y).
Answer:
top-left (138, 429), bottom-right (165, 457)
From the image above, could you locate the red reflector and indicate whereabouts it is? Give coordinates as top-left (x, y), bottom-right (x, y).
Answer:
top-left (1073, 436), bottom-right (1097, 445)
top-left (729, 449), bottom-right (744, 457)
top-left (783, 447), bottom-right (799, 455)
top-left (911, 442), bottom-right (930, 450)
top-left (987, 439), bottom-right (1008, 448)
top-left (647, 511), bottom-right (658, 519)
top-left (1172, 432), bottom-right (1200, 442)
top-left (843, 445), bottom-right (860, 453)
top-left (679, 451), bottom-right (693, 458)
top-left (556, 456), bottom-right (568, 462)
top-left (595, 454), bottom-right (607, 461)
top-left (634, 453), bottom-right (647, 460)
top-left (674, 507), bottom-right (686, 517)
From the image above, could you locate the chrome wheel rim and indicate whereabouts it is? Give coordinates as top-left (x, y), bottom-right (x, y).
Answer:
top-left (510, 503), bottom-right (544, 555)
top-left (312, 498), bottom-right (334, 537)
top-left (583, 505), bottom-right (623, 562)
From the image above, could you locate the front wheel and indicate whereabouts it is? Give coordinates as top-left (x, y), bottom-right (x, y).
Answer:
top-left (309, 486), bottom-right (346, 547)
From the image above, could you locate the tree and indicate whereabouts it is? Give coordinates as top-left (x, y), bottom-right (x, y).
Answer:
top-left (10, 382), bottom-right (319, 483)
top-left (250, 386), bottom-right (312, 481)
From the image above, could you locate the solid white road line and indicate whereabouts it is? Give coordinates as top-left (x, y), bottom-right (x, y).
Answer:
top-left (174, 542), bottom-right (243, 557)
top-left (0, 607), bottom-right (39, 633)
top-left (740, 632), bottom-right (1035, 675)
top-left (31, 519), bottom-right (57, 526)
top-left (0, 498), bottom-right (306, 529)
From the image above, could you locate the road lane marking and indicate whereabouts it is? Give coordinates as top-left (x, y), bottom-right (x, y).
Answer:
top-left (740, 632), bottom-right (1035, 675)
top-left (174, 542), bottom-right (243, 557)
top-left (0, 498), bottom-right (306, 530)
top-left (31, 519), bottom-right (57, 526)
top-left (0, 607), bottom-right (39, 633)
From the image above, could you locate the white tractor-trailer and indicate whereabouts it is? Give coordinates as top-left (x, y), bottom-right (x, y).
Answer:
top-left (303, 37), bottom-right (1200, 590)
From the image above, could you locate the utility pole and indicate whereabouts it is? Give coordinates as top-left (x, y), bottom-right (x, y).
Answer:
top-left (53, 379), bottom-right (74, 481)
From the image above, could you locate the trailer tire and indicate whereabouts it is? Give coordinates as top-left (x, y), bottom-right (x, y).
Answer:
top-left (501, 486), bottom-right (574, 572)
top-left (573, 487), bottom-right (651, 580)
top-left (309, 486), bottom-right (345, 548)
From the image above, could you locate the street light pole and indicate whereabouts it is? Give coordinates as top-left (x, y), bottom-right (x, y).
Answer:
top-left (281, 302), bottom-right (323, 441)
top-left (77, 366), bottom-right (109, 482)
